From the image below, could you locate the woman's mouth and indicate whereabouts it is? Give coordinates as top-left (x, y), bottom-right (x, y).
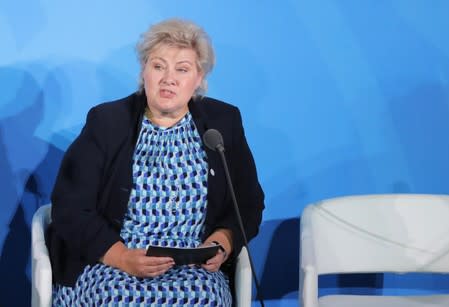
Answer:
top-left (160, 89), bottom-right (175, 98)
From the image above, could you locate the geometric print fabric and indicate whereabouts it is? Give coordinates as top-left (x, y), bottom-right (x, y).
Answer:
top-left (123, 112), bottom-right (209, 249)
top-left (53, 112), bottom-right (232, 306)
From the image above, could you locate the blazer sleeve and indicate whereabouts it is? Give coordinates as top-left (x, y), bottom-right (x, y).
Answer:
top-left (51, 106), bottom-right (122, 264)
top-left (215, 108), bottom-right (265, 258)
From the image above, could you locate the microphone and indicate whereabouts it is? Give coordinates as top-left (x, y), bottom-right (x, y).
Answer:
top-left (203, 129), bottom-right (225, 152)
top-left (203, 129), bottom-right (264, 307)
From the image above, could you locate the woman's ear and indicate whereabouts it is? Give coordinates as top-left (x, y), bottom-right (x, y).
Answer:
top-left (197, 72), bottom-right (204, 87)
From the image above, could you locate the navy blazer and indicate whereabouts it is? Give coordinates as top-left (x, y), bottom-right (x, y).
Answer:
top-left (47, 92), bottom-right (265, 286)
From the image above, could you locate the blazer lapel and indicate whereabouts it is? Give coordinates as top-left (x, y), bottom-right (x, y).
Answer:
top-left (100, 93), bottom-right (146, 225)
top-left (189, 98), bottom-right (226, 220)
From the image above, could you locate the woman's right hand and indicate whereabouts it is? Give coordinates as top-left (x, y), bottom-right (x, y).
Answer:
top-left (101, 241), bottom-right (174, 278)
top-left (120, 248), bottom-right (174, 277)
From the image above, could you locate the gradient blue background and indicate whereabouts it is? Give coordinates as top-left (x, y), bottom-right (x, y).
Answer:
top-left (1, 1), bottom-right (449, 305)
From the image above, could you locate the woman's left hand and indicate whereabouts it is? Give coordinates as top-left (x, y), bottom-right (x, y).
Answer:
top-left (200, 244), bottom-right (227, 272)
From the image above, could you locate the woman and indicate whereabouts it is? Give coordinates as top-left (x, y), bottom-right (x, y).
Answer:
top-left (48, 19), bottom-right (264, 306)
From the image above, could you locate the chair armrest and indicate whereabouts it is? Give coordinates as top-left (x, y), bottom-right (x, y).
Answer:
top-left (31, 204), bottom-right (52, 307)
top-left (235, 246), bottom-right (252, 307)
top-left (32, 239), bottom-right (50, 260)
top-left (300, 206), bottom-right (319, 307)
top-left (31, 248), bottom-right (52, 307)
top-left (300, 265), bottom-right (319, 307)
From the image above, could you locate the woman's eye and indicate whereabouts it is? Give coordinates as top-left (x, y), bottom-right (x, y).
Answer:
top-left (153, 64), bottom-right (164, 70)
top-left (177, 68), bottom-right (188, 73)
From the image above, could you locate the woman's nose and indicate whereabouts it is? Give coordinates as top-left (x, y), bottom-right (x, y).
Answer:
top-left (161, 69), bottom-right (176, 85)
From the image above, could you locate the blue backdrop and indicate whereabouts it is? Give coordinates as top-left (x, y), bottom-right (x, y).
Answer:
top-left (1, 1), bottom-right (449, 305)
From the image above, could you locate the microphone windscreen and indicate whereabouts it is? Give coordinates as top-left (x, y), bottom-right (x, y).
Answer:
top-left (203, 129), bottom-right (224, 152)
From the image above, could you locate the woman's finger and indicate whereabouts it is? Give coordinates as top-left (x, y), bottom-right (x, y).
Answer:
top-left (201, 249), bottom-right (227, 272)
top-left (143, 256), bottom-right (174, 266)
top-left (147, 261), bottom-right (174, 273)
top-left (146, 265), bottom-right (173, 277)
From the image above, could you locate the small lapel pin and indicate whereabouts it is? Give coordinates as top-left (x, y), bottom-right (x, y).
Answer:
top-left (210, 168), bottom-right (215, 176)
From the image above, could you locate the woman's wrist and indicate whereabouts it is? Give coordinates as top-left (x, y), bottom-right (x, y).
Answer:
top-left (205, 228), bottom-right (233, 255)
top-left (101, 241), bottom-right (127, 269)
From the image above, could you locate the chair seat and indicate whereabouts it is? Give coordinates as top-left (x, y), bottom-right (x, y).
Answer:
top-left (319, 294), bottom-right (449, 307)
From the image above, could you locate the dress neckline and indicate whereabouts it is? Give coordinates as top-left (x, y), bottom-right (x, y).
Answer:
top-left (143, 112), bottom-right (191, 132)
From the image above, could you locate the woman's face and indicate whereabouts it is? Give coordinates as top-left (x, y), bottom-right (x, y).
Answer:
top-left (143, 45), bottom-right (203, 118)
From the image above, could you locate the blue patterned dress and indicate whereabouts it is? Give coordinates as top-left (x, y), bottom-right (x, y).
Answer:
top-left (53, 112), bottom-right (232, 306)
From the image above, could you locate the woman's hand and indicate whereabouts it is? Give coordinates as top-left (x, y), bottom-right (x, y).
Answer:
top-left (201, 250), bottom-right (226, 272)
top-left (199, 242), bottom-right (227, 272)
top-left (120, 248), bottom-right (174, 278)
top-left (199, 228), bottom-right (232, 272)
top-left (101, 242), bottom-right (174, 278)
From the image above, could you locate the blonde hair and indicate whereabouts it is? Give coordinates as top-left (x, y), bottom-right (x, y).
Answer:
top-left (136, 19), bottom-right (215, 96)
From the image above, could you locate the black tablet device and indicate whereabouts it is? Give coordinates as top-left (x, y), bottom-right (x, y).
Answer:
top-left (146, 245), bottom-right (219, 265)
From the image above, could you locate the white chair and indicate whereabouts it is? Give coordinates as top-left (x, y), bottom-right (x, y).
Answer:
top-left (300, 194), bottom-right (449, 307)
top-left (31, 204), bottom-right (52, 307)
top-left (235, 245), bottom-right (252, 306)
top-left (31, 204), bottom-right (252, 307)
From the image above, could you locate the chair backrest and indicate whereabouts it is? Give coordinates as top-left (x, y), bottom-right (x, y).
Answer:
top-left (301, 194), bottom-right (449, 275)
top-left (31, 204), bottom-right (52, 307)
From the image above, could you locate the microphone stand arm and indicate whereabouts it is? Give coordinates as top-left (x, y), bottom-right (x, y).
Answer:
top-left (217, 148), bottom-right (264, 307)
